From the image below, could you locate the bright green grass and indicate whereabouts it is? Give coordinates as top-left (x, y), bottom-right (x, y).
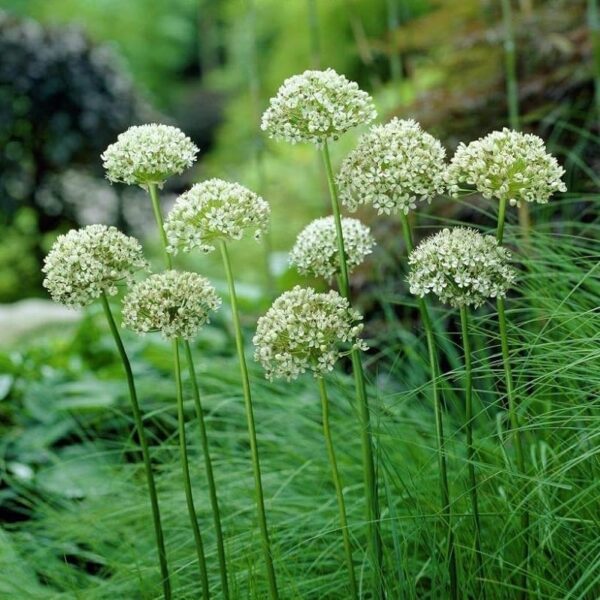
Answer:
top-left (1, 204), bottom-right (599, 599)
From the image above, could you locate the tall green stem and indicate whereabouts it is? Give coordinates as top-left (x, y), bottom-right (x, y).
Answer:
top-left (400, 213), bottom-right (458, 599)
top-left (148, 183), bottom-right (229, 597)
top-left (496, 205), bottom-right (529, 599)
top-left (588, 0), bottom-right (600, 123)
top-left (321, 142), bottom-right (383, 598)
top-left (459, 306), bottom-right (485, 593)
top-left (184, 343), bottom-right (230, 600)
top-left (174, 339), bottom-right (210, 598)
top-left (100, 294), bottom-right (171, 600)
top-left (219, 240), bottom-right (279, 600)
top-left (499, 0), bottom-right (530, 238)
top-left (317, 377), bottom-right (358, 599)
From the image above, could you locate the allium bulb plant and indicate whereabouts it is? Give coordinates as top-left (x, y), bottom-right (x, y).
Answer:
top-left (253, 285), bottom-right (367, 381)
top-left (103, 124), bottom-right (229, 598)
top-left (265, 69), bottom-right (382, 594)
top-left (289, 216), bottom-right (375, 282)
top-left (254, 285), bottom-right (365, 597)
top-left (43, 226), bottom-right (171, 600)
top-left (446, 128), bottom-right (566, 207)
top-left (337, 118), bottom-right (447, 215)
top-left (408, 227), bottom-right (516, 309)
top-left (164, 178), bottom-right (270, 254)
top-left (163, 177), bottom-right (279, 597)
top-left (42, 224), bottom-right (148, 308)
top-left (409, 226), bottom-right (516, 586)
top-left (122, 271), bottom-right (221, 340)
top-left (261, 68), bottom-right (376, 146)
top-left (101, 123), bottom-right (198, 187)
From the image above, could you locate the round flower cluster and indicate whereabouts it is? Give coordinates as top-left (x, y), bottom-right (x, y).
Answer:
top-left (43, 225), bottom-right (148, 308)
top-left (408, 228), bottom-right (515, 308)
top-left (446, 128), bottom-right (566, 206)
top-left (253, 286), bottom-right (367, 381)
top-left (164, 179), bottom-right (270, 254)
top-left (337, 118), bottom-right (447, 215)
top-left (122, 270), bottom-right (220, 340)
top-left (289, 216), bottom-right (375, 281)
top-left (101, 124), bottom-right (199, 186)
top-left (261, 68), bottom-right (377, 146)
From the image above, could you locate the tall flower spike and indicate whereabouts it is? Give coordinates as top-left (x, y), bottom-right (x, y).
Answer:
top-left (43, 224), bottom-right (148, 308)
top-left (337, 118), bottom-right (447, 215)
top-left (261, 68), bottom-right (376, 146)
top-left (102, 124), bottom-right (199, 187)
top-left (408, 227), bottom-right (516, 309)
top-left (164, 178), bottom-right (270, 254)
top-left (253, 285), bottom-right (367, 381)
top-left (123, 270), bottom-right (221, 340)
top-left (446, 128), bottom-right (566, 206)
top-left (289, 216), bottom-right (375, 281)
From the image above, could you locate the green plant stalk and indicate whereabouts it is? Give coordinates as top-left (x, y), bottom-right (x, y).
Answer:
top-left (588, 0), bottom-right (600, 122)
top-left (184, 343), bottom-right (230, 600)
top-left (400, 213), bottom-right (458, 600)
top-left (148, 183), bottom-right (229, 596)
top-left (100, 294), bottom-right (172, 600)
top-left (173, 339), bottom-right (210, 597)
top-left (496, 197), bottom-right (529, 598)
top-left (317, 377), bottom-right (358, 599)
top-left (321, 141), bottom-right (383, 598)
top-left (150, 185), bottom-right (229, 595)
top-left (219, 240), bottom-right (279, 600)
top-left (459, 305), bottom-right (485, 593)
top-left (306, 0), bottom-right (322, 69)
top-left (500, 0), bottom-right (530, 238)
top-left (386, 0), bottom-right (403, 85)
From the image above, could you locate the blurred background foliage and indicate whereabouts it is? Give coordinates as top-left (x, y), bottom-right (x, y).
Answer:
top-left (1, 0), bottom-right (594, 302)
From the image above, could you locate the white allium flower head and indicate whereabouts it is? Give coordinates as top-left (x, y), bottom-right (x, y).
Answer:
top-left (446, 128), bottom-right (566, 206)
top-left (122, 270), bottom-right (220, 340)
top-left (164, 179), bottom-right (270, 254)
top-left (408, 227), bottom-right (516, 309)
top-left (101, 124), bottom-right (199, 186)
top-left (337, 118), bottom-right (447, 215)
top-left (289, 216), bottom-right (375, 281)
top-left (43, 225), bottom-right (148, 308)
top-left (253, 285), bottom-right (367, 381)
top-left (261, 68), bottom-right (377, 146)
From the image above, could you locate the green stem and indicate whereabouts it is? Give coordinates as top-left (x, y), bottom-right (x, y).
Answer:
top-left (100, 295), bottom-right (171, 600)
top-left (318, 377), bottom-right (358, 599)
top-left (459, 306), bottom-right (485, 594)
top-left (219, 240), bottom-right (279, 600)
top-left (589, 0), bottom-right (600, 123)
top-left (173, 339), bottom-right (210, 598)
top-left (500, 0), bottom-right (519, 131)
top-left (184, 343), bottom-right (230, 600)
top-left (400, 213), bottom-right (458, 599)
top-left (148, 183), bottom-right (173, 269)
top-left (321, 141), bottom-right (383, 598)
top-left (306, 0), bottom-right (322, 69)
top-left (147, 183), bottom-right (228, 597)
top-left (496, 205), bottom-right (529, 599)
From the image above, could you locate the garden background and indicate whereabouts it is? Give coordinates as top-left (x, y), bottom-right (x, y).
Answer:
top-left (0, 0), bottom-right (598, 598)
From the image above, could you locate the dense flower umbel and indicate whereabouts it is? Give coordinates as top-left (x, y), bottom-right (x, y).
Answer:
top-left (43, 225), bottom-right (148, 308)
top-left (446, 128), bottom-right (566, 206)
top-left (101, 124), bottom-right (199, 186)
top-left (253, 285), bottom-right (367, 381)
top-left (290, 216), bottom-right (375, 281)
top-left (408, 228), bottom-right (516, 308)
top-left (164, 179), bottom-right (270, 254)
top-left (261, 68), bottom-right (376, 146)
top-left (122, 270), bottom-right (220, 340)
top-left (337, 118), bottom-right (447, 215)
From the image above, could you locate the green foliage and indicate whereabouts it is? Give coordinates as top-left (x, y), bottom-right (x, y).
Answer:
top-left (1, 208), bottom-right (599, 598)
